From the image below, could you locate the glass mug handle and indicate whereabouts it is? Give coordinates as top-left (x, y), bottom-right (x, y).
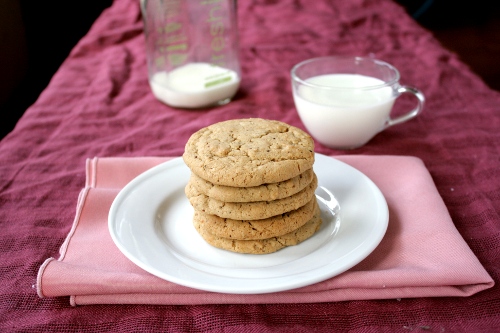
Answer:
top-left (385, 85), bottom-right (425, 128)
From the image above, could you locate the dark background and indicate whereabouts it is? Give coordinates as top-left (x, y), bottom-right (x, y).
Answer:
top-left (0, 1), bottom-right (113, 139)
top-left (1, 0), bottom-right (499, 139)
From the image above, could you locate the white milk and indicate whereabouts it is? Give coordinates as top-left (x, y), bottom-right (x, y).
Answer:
top-left (293, 74), bottom-right (396, 149)
top-left (150, 63), bottom-right (240, 108)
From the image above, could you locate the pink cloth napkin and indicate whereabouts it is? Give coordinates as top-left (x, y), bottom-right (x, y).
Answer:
top-left (37, 155), bottom-right (493, 306)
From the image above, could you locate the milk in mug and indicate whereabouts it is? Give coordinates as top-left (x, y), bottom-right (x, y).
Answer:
top-left (293, 74), bottom-right (396, 149)
top-left (150, 63), bottom-right (240, 108)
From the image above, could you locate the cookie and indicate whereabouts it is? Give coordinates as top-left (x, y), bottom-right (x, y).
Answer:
top-left (182, 118), bottom-right (315, 187)
top-left (193, 197), bottom-right (317, 240)
top-left (193, 203), bottom-right (322, 254)
top-left (185, 174), bottom-right (318, 220)
top-left (188, 168), bottom-right (314, 203)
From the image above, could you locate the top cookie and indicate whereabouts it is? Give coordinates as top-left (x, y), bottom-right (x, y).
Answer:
top-left (182, 118), bottom-right (315, 187)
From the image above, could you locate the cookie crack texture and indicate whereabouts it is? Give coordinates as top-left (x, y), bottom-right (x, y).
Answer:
top-left (183, 118), bottom-right (315, 187)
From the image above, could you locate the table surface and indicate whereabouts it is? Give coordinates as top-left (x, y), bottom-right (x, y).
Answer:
top-left (1, 0), bottom-right (499, 331)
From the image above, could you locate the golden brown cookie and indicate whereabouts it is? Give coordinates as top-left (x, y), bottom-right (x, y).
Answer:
top-left (182, 118), bottom-right (315, 187)
top-left (185, 174), bottom-right (318, 220)
top-left (193, 198), bottom-right (317, 240)
top-left (193, 203), bottom-right (322, 254)
top-left (188, 169), bottom-right (314, 203)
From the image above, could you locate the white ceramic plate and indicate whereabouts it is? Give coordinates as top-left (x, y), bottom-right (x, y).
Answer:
top-left (108, 153), bottom-right (388, 294)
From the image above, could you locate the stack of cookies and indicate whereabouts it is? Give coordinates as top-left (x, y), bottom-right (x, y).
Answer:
top-left (182, 118), bottom-right (322, 254)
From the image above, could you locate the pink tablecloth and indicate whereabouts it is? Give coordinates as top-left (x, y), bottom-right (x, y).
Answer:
top-left (1, 0), bottom-right (499, 332)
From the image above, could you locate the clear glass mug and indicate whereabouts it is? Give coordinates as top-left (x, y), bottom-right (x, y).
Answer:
top-left (141, 0), bottom-right (241, 109)
top-left (291, 56), bottom-right (425, 149)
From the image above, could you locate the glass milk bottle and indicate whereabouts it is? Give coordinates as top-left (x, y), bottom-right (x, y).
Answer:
top-left (141, 0), bottom-right (241, 108)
